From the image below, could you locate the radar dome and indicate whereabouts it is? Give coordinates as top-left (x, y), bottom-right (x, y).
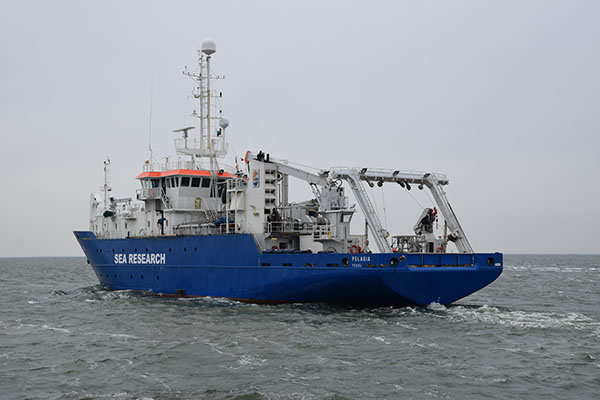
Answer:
top-left (201, 38), bottom-right (216, 55)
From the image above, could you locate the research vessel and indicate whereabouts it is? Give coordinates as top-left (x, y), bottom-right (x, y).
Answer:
top-left (74, 39), bottom-right (502, 306)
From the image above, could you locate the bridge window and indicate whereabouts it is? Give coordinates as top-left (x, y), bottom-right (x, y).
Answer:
top-left (181, 177), bottom-right (190, 187)
top-left (201, 178), bottom-right (211, 188)
top-left (191, 177), bottom-right (201, 187)
top-left (151, 179), bottom-right (159, 188)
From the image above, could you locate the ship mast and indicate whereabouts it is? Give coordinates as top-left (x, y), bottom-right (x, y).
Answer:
top-left (179, 38), bottom-right (228, 171)
top-left (102, 158), bottom-right (111, 211)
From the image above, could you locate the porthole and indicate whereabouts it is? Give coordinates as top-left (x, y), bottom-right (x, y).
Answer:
top-left (141, 275), bottom-right (144, 279)
top-left (390, 257), bottom-right (399, 267)
top-left (487, 257), bottom-right (495, 266)
top-left (130, 275), bottom-right (133, 279)
top-left (398, 255), bottom-right (406, 262)
top-left (341, 257), bottom-right (349, 267)
top-left (156, 276), bottom-right (160, 280)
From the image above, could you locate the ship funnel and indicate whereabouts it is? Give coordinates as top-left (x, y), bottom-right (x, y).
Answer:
top-left (202, 38), bottom-right (216, 55)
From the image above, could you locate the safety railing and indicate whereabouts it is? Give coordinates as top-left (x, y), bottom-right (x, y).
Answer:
top-left (173, 224), bottom-right (224, 236)
top-left (174, 138), bottom-right (227, 158)
top-left (264, 221), bottom-right (333, 239)
top-left (141, 160), bottom-right (237, 173)
top-left (227, 178), bottom-right (247, 191)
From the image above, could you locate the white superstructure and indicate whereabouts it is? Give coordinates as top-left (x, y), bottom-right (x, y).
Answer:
top-left (90, 39), bottom-right (473, 254)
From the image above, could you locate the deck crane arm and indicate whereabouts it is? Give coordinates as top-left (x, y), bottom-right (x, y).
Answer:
top-left (332, 168), bottom-right (473, 253)
top-left (245, 152), bottom-right (329, 187)
top-left (328, 169), bottom-right (392, 253)
top-left (423, 175), bottom-right (473, 253)
top-left (244, 152), bottom-right (473, 253)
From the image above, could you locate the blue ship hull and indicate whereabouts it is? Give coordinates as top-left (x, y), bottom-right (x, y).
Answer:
top-left (74, 231), bottom-right (502, 306)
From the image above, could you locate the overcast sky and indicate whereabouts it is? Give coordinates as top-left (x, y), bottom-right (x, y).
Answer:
top-left (1, 0), bottom-right (599, 257)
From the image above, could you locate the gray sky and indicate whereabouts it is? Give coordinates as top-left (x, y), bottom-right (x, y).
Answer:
top-left (1, 0), bottom-right (599, 257)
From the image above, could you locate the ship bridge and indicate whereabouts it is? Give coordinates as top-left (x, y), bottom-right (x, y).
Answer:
top-left (136, 160), bottom-right (237, 212)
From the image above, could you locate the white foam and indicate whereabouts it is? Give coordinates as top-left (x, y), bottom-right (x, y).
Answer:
top-left (427, 302), bottom-right (448, 311)
top-left (446, 305), bottom-right (600, 331)
top-left (395, 323), bottom-right (418, 330)
top-left (41, 324), bottom-right (70, 333)
top-left (373, 336), bottom-right (391, 344)
top-left (505, 265), bottom-right (597, 273)
top-left (94, 332), bottom-right (139, 339)
top-left (178, 296), bottom-right (241, 305)
top-left (237, 354), bottom-right (267, 367)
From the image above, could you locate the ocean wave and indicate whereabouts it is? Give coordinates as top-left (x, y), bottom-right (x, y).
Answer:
top-left (237, 354), bottom-right (267, 367)
top-left (41, 324), bottom-right (71, 333)
top-left (372, 335), bottom-right (391, 345)
top-left (92, 332), bottom-right (139, 340)
top-left (444, 305), bottom-right (600, 331)
top-left (177, 295), bottom-right (244, 306)
top-left (11, 323), bottom-right (72, 334)
top-left (505, 265), bottom-right (597, 273)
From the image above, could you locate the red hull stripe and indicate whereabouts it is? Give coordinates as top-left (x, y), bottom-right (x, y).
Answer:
top-left (136, 169), bottom-right (235, 179)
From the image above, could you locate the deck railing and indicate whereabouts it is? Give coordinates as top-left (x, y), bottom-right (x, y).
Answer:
top-left (265, 221), bottom-right (333, 239)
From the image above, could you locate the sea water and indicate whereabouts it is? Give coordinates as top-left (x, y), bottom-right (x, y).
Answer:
top-left (1, 255), bottom-right (598, 399)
